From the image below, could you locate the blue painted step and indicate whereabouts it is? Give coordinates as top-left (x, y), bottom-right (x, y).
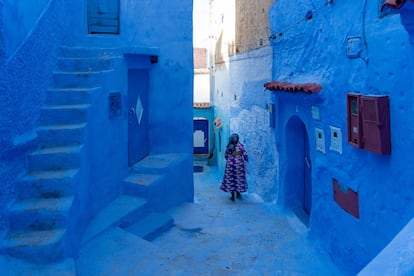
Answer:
top-left (53, 71), bottom-right (109, 89)
top-left (15, 169), bottom-right (78, 199)
top-left (82, 195), bottom-right (149, 245)
top-left (129, 153), bottom-right (192, 212)
top-left (76, 228), bottom-right (158, 275)
top-left (123, 173), bottom-right (165, 198)
top-left (5, 229), bottom-right (66, 263)
top-left (8, 197), bottom-right (73, 231)
top-left (122, 212), bottom-right (174, 241)
top-left (27, 145), bottom-right (83, 171)
top-left (45, 87), bottom-right (100, 105)
top-left (131, 153), bottom-right (188, 174)
top-left (56, 57), bottom-right (116, 72)
top-left (37, 123), bottom-right (87, 148)
top-left (59, 46), bottom-right (123, 58)
top-left (39, 104), bottom-right (90, 125)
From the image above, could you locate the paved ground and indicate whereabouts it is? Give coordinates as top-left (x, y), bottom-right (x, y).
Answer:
top-left (0, 164), bottom-right (345, 275)
top-left (147, 165), bottom-right (344, 275)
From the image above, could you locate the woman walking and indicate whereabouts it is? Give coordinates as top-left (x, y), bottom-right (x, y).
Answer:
top-left (220, 133), bottom-right (249, 201)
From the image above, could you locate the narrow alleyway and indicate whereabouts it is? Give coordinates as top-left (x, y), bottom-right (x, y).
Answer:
top-left (144, 164), bottom-right (345, 275)
top-left (0, 163), bottom-right (345, 275)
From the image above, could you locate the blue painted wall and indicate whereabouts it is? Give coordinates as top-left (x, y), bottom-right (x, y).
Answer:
top-left (213, 47), bottom-right (279, 202)
top-left (66, 0), bottom-right (195, 217)
top-left (267, 0), bottom-right (414, 273)
top-left (3, 0), bottom-right (50, 59)
top-left (0, 0), bottom-right (194, 258)
top-left (0, 0), bottom-right (66, 242)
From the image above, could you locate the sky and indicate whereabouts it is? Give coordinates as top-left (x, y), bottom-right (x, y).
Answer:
top-left (193, 0), bottom-right (210, 48)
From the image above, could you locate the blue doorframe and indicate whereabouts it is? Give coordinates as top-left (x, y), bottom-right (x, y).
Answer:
top-left (285, 116), bottom-right (312, 217)
top-left (193, 118), bottom-right (209, 155)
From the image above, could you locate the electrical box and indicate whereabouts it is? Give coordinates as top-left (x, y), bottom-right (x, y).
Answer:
top-left (333, 178), bottom-right (360, 219)
top-left (361, 95), bottom-right (391, 155)
top-left (347, 93), bottom-right (391, 155)
top-left (347, 93), bottom-right (363, 148)
top-left (346, 36), bottom-right (363, 59)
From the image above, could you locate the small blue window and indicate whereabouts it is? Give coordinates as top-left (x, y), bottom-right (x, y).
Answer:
top-left (88, 0), bottom-right (119, 34)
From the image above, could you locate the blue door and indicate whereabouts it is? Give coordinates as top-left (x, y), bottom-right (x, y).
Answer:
top-left (286, 116), bottom-right (312, 222)
top-left (128, 69), bottom-right (149, 166)
top-left (193, 119), bottom-right (209, 155)
top-left (88, 0), bottom-right (119, 34)
top-left (303, 130), bottom-right (312, 215)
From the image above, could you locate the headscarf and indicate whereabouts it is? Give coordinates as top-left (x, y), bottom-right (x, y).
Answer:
top-left (225, 133), bottom-right (239, 154)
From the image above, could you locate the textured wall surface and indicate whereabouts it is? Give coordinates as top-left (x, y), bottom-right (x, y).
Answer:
top-left (63, 0), bottom-right (194, 154)
top-left (0, 0), bottom-right (66, 242)
top-left (0, 0), bottom-right (194, 258)
top-left (268, 0), bottom-right (414, 273)
top-left (3, 0), bottom-right (50, 58)
top-left (235, 0), bottom-right (273, 53)
top-left (213, 46), bottom-right (278, 202)
top-left (211, 0), bottom-right (273, 62)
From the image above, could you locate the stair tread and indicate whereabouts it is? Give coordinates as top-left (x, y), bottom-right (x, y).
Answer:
top-left (42, 104), bottom-right (90, 109)
top-left (132, 153), bottom-right (187, 172)
top-left (37, 123), bottom-right (87, 131)
top-left (11, 197), bottom-right (73, 212)
top-left (124, 173), bottom-right (164, 186)
top-left (124, 212), bottom-right (173, 240)
top-left (53, 70), bottom-right (113, 74)
top-left (59, 46), bottom-right (125, 57)
top-left (23, 169), bottom-right (79, 180)
top-left (32, 145), bottom-right (83, 155)
top-left (57, 56), bottom-right (116, 61)
top-left (7, 229), bottom-right (66, 247)
top-left (48, 86), bottom-right (101, 91)
top-left (82, 195), bottom-right (148, 244)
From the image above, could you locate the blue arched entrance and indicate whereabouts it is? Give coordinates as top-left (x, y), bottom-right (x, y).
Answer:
top-left (285, 116), bottom-right (312, 223)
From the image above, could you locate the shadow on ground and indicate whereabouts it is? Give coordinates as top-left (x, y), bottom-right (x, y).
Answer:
top-left (0, 164), bottom-right (344, 275)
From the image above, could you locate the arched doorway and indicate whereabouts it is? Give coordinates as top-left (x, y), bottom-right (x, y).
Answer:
top-left (285, 116), bottom-right (312, 225)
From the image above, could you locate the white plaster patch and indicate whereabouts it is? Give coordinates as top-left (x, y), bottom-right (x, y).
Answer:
top-left (315, 127), bottom-right (326, 154)
top-left (311, 105), bottom-right (320, 121)
top-left (329, 126), bottom-right (342, 154)
top-left (231, 106), bottom-right (279, 201)
top-left (193, 130), bottom-right (205, 147)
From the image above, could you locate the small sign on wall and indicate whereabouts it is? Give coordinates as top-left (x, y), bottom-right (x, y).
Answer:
top-left (109, 92), bottom-right (122, 119)
top-left (329, 126), bottom-right (342, 154)
top-left (315, 127), bottom-right (326, 154)
top-left (311, 105), bottom-right (320, 121)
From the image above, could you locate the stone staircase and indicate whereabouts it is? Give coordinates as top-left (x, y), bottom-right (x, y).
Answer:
top-left (3, 47), bottom-right (190, 264)
top-left (3, 47), bottom-right (116, 263)
top-left (81, 153), bottom-right (191, 247)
